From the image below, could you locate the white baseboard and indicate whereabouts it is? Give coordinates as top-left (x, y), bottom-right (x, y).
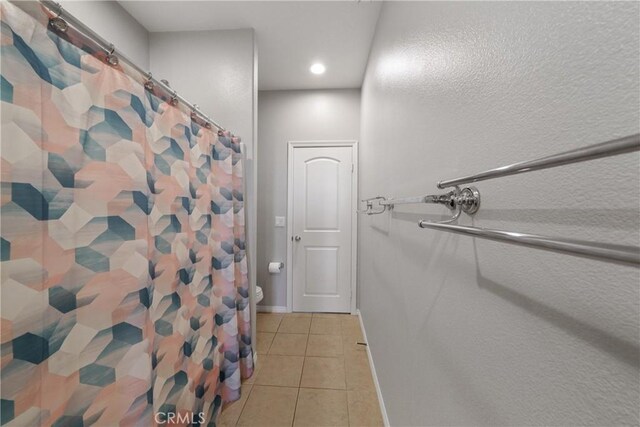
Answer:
top-left (357, 309), bottom-right (390, 427)
top-left (257, 305), bottom-right (288, 313)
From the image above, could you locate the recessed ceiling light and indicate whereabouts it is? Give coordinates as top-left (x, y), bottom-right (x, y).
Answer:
top-left (310, 63), bottom-right (326, 75)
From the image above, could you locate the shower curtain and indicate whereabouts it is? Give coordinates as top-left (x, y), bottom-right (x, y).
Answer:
top-left (0, 2), bottom-right (253, 425)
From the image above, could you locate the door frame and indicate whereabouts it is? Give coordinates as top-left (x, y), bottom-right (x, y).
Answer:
top-left (286, 140), bottom-right (358, 315)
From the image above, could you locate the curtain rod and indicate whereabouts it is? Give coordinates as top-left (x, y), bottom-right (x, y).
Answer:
top-left (39, 0), bottom-right (226, 131)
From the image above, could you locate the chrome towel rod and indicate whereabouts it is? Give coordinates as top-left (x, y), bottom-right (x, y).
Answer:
top-left (437, 134), bottom-right (640, 189)
top-left (417, 223), bottom-right (640, 266)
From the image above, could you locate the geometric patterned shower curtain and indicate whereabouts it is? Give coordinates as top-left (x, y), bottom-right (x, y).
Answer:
top-left (0, 2), bottom-right (253, 425)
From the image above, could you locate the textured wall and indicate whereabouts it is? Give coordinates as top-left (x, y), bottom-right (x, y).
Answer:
top-left (359, 2), bottom-right (639, 426)
top-left (149, 29), bottom-right (255, 154)
top-left (257, 89), bottom-right (360, 308)
top-left (59, 1), bottom-right (150, 69)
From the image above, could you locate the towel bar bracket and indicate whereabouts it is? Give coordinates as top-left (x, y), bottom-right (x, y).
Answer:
top-left (360, 134), bottom-right (639, 265)
top-left (359, 186), bottom-right (481, 217)
top-left (458, 186), bottom-right (481, 215)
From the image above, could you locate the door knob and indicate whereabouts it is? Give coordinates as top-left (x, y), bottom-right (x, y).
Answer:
top-left (294, 235), bottom-right (301, 241)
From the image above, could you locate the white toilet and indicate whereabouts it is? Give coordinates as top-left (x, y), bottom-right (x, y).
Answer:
top-left (256, 285), bottom-right (264, 303)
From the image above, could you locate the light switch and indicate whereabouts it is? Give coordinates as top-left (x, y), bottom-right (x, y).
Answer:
top-left (275, 216), bottom-right (286, 227)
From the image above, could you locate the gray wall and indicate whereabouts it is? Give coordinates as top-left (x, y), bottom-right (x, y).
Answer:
top-left (59, 1), bottom-right (149, 69)
top-left (150, 28), bottom-right (259, 344)
top-left (257, 89), bottom-right (360, 308)
top-left (359, 2), bottom-right (639, 426)
top-left (150, 29), bottom-right (256, 154)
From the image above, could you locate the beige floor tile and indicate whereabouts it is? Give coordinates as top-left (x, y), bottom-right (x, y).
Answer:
top-left (312, 313), bottom-right (349, 320)
top-left (300, 357), bottom-right (346, 390)
top-left (345, 352), bottom-right (375, 391)
top-left (237, 385), bottom-right (298, 427)
top-left (254, 355), bottom-right (304, 387)
top-left (256, 332), bottom-right (275, 355)
top-left (341, 316), bottom-right (363, 340)
top-left (310, 317), bottom-right (342, 335)
top-left (218, 384), bottom-right (253, 427)
top-left (293, 388), bottom-right (349, 426)
top-left (278, 316), bottom-right (311, 334)
top-left (342, 335), bottom-right (367, 356)
top-left (340, 314), bottom-right (360, 325)
top-left (343, 328), bottom-right (364, 342)
top-left (288, 312), bottom-right (312, 318)
top-left (347, 390), bottom-right (384, 427)
top-left (306, 334), bottom-right (343, 357)
top-left (257, 313), bottom-right (284, 333)
top-left (269, 333), bottom-right (308, 356)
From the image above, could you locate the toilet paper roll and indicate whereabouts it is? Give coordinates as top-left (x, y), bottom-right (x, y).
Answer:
top-left (268, 262), bottom-right (284, 274)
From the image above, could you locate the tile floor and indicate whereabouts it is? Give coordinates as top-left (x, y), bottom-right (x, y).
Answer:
top-left (217, 312), bottom-right (384, 427)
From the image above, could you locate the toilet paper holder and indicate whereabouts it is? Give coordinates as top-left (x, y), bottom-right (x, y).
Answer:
top-left (268, 262), bottom-right (284, 274)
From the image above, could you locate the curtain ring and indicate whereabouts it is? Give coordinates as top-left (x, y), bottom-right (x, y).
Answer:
top-left (170, 91), bottom-right (179, 106)
top-left (205, 122), bottom-right (212, 129)
top-left (105, 44), bottom-right (119, 66)
top-left (144, 72), bottom-right (154, 91)
top-left (48, 4), bottom-right (68, 33)
top-left (53, 2), bottom-right (64, 19)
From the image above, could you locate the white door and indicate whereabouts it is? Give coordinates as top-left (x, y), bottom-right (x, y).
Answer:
top-left (291, 145), bottom-right (354, 313)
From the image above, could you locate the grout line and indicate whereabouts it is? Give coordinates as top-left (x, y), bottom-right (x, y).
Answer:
top-left (291, 387), bottom-right (300, 427)
top-left (304, 334), bottom-right (311, 357)
top-left (292, 353), bottom-right (307, 427)
top-left (303, 355), bottom-right (344, 359)
top-left (297, 386), bottom-right (347, 391)
top-left (343, 349), bottom-right (350, 426)
top-left (250, 383), bottom-right (347, 391)
top-left (231, 383), bottom-right (254, 427)
top-left (273, 332), bottom-right (309, 335)
top-left (250, 383), bottom-right (301, 389)
top-left (299, 356), bottom-right (307, 389)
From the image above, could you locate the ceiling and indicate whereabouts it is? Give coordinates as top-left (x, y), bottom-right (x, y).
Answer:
top-left (119, 1), bottom-right (383, 91)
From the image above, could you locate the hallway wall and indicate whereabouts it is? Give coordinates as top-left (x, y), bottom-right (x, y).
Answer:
top-left (358, 2), bottom-right (640, 426)
top-left (257, 89), bottom-right (360, 309)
